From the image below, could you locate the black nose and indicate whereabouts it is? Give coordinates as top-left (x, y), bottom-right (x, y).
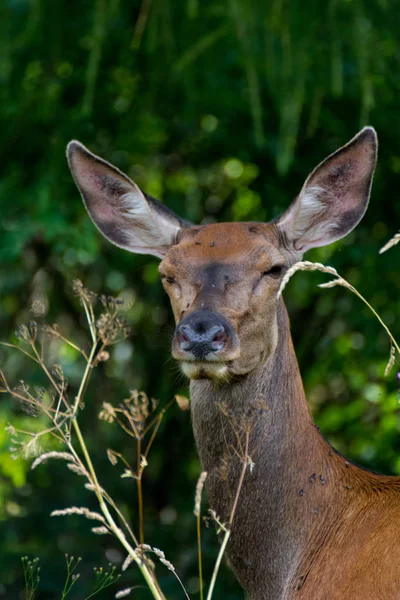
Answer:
top-left (175, 310), bottom-right (231, 360)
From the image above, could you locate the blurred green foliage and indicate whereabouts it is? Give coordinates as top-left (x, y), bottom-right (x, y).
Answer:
top-left (1, 0), bottom-right (400, 598)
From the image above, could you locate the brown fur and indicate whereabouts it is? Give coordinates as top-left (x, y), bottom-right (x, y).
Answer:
top-left (164, 223), bottom-right (400, 600)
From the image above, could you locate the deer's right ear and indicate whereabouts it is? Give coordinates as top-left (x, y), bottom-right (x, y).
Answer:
top-left (67, 141), bottom-right (187, 259)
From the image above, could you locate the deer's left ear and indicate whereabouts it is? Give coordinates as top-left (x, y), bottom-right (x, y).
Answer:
top-left (277, 127), bottom-right (377, 256)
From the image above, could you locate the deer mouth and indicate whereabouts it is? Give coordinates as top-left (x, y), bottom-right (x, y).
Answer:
top-left (180, 360), bottom-right (230, 381)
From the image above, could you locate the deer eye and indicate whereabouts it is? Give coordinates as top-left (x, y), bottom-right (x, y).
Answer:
top-left (162, 275), bottom-right (175, 284)
top-left (263, 265), bottom-right (285, 278)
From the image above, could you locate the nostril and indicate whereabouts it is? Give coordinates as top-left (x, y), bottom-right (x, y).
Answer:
top-left (212, 331), bottom-right (227, 344)
top-left (209, 326), bottom-right (227, 350)
top-left (176, 327), bottom-right (190, 347)
top-left (177, 331), bottom-right (188, 343)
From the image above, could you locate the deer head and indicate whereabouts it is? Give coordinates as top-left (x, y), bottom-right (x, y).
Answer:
top-left (67, 128), bottom-right (377, 383)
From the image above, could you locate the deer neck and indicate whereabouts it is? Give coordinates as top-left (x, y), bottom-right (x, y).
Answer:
top-left (189, 301), bottom-right (342, 598)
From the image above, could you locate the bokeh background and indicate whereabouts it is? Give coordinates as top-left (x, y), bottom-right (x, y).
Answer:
top-left (1, 0), bottom-right (400, 598)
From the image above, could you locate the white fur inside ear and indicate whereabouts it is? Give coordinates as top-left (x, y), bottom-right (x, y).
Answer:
top-left (123, 190), bottom-right (152, 221)
top-left (279, 185), bottom-right (337, 251)
top-left (120, 190), bottom-right (180, 254)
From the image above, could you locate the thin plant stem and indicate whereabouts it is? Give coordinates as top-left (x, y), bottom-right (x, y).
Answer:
top-left (88, 302), bottom-right (98, 343)
top-left (137, 437), bottom-right (144, 546)
top-left (136, 481), bottom-right (144, 543)
top-left (131, 0), bottom-right (153, 49)
top-left (0, 371), bottom-right (61, 420)
top-left (206, 532), bottom-right (231, 600)
top-left (197, 514), bottom-right (204, 600)
top-left (135, 398), bottom-right (175, 545)
top-left (345, 283), bottom-right (400, 355)
top-left (224, 415), bottom-right (244, 458)
top-left (73, 340), bottom-right (98, 414)
top-left (228, 432), bottom-right (249, 524)
top-left (51, 331), bottom-right (89, 360)
top-left (143, 398), bottom-right (174, 437)
top-left (143, 418), bottom-right (161, 458)
top-left (143, 412), bottom-right (163, 457)
top-left (29, 342), bottom-right (70, 412)
top-left (101, 489), bottom-right (138, 545)
top-left (83, 299), bottom-right (97, 343)
top-left (1, 387), bottom-right (55, 415)
top-left (0, 341), bottom-right (39, 363)
top-left (61, 557), bottom-right (80, 600)
top-left (279, 261), bottom-right (399, 371)
top-left (40, 315), bottom-right (45, 361)
top-left (114, 414), bottom-right (137, 439)
top-left (173, 572), bottom-right (191, 600)
top-left (206, 431), bottom-right (250, 600)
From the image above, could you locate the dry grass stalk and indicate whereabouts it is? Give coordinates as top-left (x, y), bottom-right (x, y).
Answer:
top-left (51, 507), bottom-right (106, 523)
top-left (91, 526), bottom-right (110, 535)
top-left (194, 471), bottom-right (207, 600)
top-left (31, 452), bottom-right (74, 470)
top-left (385, 342), bottom-right (396, 377)
top-left (277, 261), bottom-right (339, 298)
top-left (66, 463), bottom-right (87, 476)
top-left (139, 545), bottom-right (190, 600)
top-left (379, 232), bottom-right (400, 254)
top-left (278, 260), bottom-right (399, 376)
top-left (194, 471), bottom-right (208, 518)
top-left (115, 588), bottom-right (133, 599)
top-left (121, 554), bottom-right (134, 572)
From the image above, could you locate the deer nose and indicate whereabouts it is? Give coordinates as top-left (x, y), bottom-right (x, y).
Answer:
top-left (175, 310), bottom-right (230, 360)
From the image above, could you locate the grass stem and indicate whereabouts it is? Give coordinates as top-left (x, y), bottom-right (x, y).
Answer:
top-left (206, 432), bottom-right (250, 600)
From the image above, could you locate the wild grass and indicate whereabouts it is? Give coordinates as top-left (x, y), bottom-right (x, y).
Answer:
top-left (21, 554), bottom-right (120, 600)
top-left (379, 231), bottom-right (400, 254)
top-left (278, 259), bottom-right (399, 377)
top-left (21, 557), bottom-right (40, 600)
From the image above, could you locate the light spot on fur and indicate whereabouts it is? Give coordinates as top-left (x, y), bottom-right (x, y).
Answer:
top-left (180, 361), bottom-right (228, 380)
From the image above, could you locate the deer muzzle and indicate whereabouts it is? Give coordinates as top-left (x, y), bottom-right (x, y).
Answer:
top-left (172, 309), bottom-right (239, 377)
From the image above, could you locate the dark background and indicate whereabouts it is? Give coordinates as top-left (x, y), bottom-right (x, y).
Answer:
top-left (1, 0), bottom-right (400, 598)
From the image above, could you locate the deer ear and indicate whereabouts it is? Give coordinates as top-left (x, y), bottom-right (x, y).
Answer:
top-left (67, 141), bottom-right (188, 259)
top-left (277, 127), bottom-right (377, 256)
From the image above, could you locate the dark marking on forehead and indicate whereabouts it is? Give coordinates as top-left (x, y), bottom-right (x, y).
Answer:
top-left (199, 262), bottom-right (239, 288)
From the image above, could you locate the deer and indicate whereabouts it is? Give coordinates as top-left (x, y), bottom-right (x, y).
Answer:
top-left (67, 127), bottom-right (400, 600)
